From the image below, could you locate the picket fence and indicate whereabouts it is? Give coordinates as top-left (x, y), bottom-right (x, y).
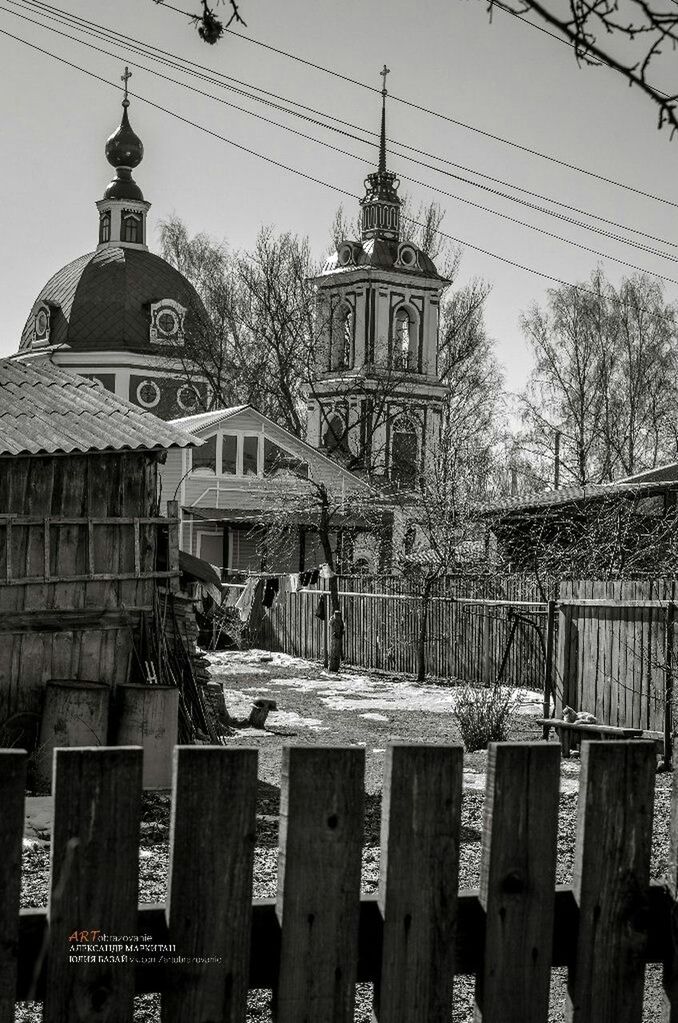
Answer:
top-left (256, 574), bottom-right (553, 688)
top-left (3, 741), bottom-right (677, 1022)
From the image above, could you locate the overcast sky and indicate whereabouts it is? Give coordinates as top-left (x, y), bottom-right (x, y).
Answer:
top-left (1, 0), bottom-right (677, 393)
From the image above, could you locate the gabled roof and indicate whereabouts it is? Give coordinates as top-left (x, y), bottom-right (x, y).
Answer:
top-left (169, 404), bottom-right (377, 493)
top-left (0, 357), bottom-right (200, 456)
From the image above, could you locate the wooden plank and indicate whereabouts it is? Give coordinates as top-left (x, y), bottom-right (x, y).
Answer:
top-left (567, 740), bottom-right (656, 1023)
top-left (0, 607), bottom-right (150, 633)
top-left (376, 743), bottom-right (463, 1023)
top-left (44, 747), bottom-right (142, 1023)
top-left (475, 743), bottom-right (560, 1023)
top-left (662, 756), bottom-right (678, 1021)
top-left (0, 750), bottom-right (27, 1023)
top-left (276, 746), bottom-right (364, 1023)
top-left (163, 747), bottom-right (257, 1022)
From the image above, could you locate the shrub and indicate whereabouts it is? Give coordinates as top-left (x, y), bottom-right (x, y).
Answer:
top-left (453, 683), bottom-right (515, 751)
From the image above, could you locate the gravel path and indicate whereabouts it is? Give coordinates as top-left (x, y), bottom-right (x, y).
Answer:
top-left (17, 649), bottom-right (673, 1022)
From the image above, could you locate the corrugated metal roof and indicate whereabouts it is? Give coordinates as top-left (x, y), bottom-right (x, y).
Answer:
top-left (481, 478), bottom-right (678, 516)
top-left (0, 357), bottom-right (201, 456)
top-left (170, 406), bottom-right (249, 430)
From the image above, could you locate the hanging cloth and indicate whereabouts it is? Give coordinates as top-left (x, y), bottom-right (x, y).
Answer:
top-left (278, 575), bottom-right (291, 597)
top-left (308, 568), bottom-right (320, 586)
top-left (319, 563), bottom-right (334, 580)
top-left (315, 593), bottom-right (328, 621)
top-left (235, 577), bottom-right (257, 622)
top-left (288, 572), bottom-right (301, 593)
top-left (262, 577), bottom-right (280, 609)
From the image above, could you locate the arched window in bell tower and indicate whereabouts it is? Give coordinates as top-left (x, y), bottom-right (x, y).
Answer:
top-left (323, 413), bottom-right (350, 455)
top-left (392, 305), bottom-right (418, 371)
top-left (390, 415), bottom-right (419, 490)
top-left (331, 303), bottom-right (354, 370)
top-left (99, 211), bottom-right (111, 244)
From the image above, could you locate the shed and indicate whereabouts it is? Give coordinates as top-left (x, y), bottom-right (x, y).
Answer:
top-left (0, 356), bottom-right (198, 745)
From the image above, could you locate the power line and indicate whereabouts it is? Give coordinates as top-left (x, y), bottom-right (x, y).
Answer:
top-left (4, 1), bottom-right (678, 269)
top-left (13, 0), bottom-right (678, 252)
top-left (0, 23), bottom-right (606, 294)
top-left (216, 29), bottom-right (678, 208)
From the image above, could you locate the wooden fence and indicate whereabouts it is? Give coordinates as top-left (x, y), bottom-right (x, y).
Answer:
top-left (3, 740), bottom-right (676, 1022)
top-left (257, 575), bottom-right (553, 688)
top-left (557, 579), bottom-right (677, 734)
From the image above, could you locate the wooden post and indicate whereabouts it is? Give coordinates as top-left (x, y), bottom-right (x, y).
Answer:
top-left (376, 743), bottom-right (463, 1022)
top-left (543, 599), bottom-right (557, 740)
top-left (0, 751), bottom-right (26, 1023)
top-left (163, 747), bottom-right (257, 1022)
top-left (44, 748), bottom-right (142, 1023)
top-left (567, 740), bottom-right (656, 1023)
top-left (662, 758), bottom-right (678, 1020)
top-left (276, 746), bottom-right (364, 1023)
top-left (475, 743), bottom-right (560, 1022)
top-left (167, 499), bottom-right (180, 593)
top-left (664, 601), bottom-right (674, 771)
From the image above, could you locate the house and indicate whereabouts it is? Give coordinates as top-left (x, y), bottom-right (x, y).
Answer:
top-left (0, 355), bottom-right (198, 747)
top-left (482, 474), bottom-right (678, 575)
top-left (158, 405), bottom-right (391, 575)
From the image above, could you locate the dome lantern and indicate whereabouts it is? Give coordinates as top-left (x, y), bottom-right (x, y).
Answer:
top-left (359, 66), bottom-right (401, 243)
top-left (96, 69), bottom-right (150, 251)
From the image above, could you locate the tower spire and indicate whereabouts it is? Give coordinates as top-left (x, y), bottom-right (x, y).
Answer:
top-left (359, 66), bottom-right (400, 243)
top-left (379, 64), bottom-right (390, 174)
top-left (96, 74), bottom-right (150, 250)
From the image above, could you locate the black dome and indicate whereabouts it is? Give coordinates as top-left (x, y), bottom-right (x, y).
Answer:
top-left (19, 247), bottom-right (208, 354)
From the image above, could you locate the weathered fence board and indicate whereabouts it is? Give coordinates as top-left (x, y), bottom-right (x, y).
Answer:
top-left (0, 750), bottom-right (25, 1023)
top-left (4, 740), bottom-right (676, 1018)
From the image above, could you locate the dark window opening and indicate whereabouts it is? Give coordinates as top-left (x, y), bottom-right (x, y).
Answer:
top-left (391, 431), bottom-right (419, 489)
top-left (193, 434), bottom-right (217, 473)
top-left (99, 212), bottom-right (111, 244)
top-left (323, 414), bottom-right (350, 456)
top-left (221, 434), bottom-right (237, 475)
top-left (242, 435), bottom-right (259, 476)
top-left (393, 308), bottom-right (413, 370)
top-left (264, 438), bottom-right (308, 478)
top-left (122, 214), bottom-right (140, 244)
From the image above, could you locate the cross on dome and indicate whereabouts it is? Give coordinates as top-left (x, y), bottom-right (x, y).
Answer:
top-left (121, 66), bottom-right (132, 108)
top-left (380, 64), bottom-right (390, 95)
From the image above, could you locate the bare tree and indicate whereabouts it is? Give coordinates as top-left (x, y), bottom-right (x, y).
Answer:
top-left (152, 0), bottom-right (246, 44)
top-left (488, 0), bottom-right (678, 134)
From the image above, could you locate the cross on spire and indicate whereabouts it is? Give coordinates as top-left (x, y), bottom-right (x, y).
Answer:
top-left (380, 64), bottom-right (390, 96)
top-left (121, 66), bottom-right (132, 108)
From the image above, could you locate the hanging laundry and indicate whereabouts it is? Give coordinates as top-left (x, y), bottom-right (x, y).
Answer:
top-left (278, 575), bottom-right (291, 597)
top-left (319, 563), bottom-right (334, 579)
top-left (262, 577), bottom-right (280, 609)
top-left (315, 593), bottom-right (327, 621)
top-left (235, 577), bottom-right (257, 622)
top-left (288, 572), bottom-right (301, 592)
top-left (225, 585), bottom-right (241, 608)
top-left (309, 568), bottom-right (320, 586)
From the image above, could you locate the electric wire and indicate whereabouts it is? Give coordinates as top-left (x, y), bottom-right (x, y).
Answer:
top-left (16, 0), bottom-right (678, 208)
top-left (11, 0), bottom-right (678, 253)
top-left (0, 22), bottom-right (608, 294)
top-left (3, 2), bottom-right (678, 269)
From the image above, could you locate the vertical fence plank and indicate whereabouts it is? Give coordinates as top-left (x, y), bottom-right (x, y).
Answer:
top-left (474, 743), bottom-right (560, 1023)
top-left (0, 750), bottom-right (26, 1023)
top-left (163, 746), bottom-right (257, 1023)
top-left (662, 756), bottom-right (678, 1021)
top-left (44, 747), bottom-right (142, 1023)
top-left (567, 740), bottom-right (656, 1023)
top-left (376, 743), bottom-right (463, 1023)
top-left (276, 746), bottom-right (364, 1023)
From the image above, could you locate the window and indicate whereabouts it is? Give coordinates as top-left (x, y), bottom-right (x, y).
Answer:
top-left (192, 435), bottom-right (217, 473)
top-left (394, 308), bottom-right (412, 370)
top-left (264, 438), bottom-right (308, 478)
top-left (323, 414), bottom-right (350, 455)
top-left (242, 436), bottom-right (259, 476)
top-left (197, 530), bottom-right (223, 568)
top-left (99, 211), bottom-right (111, 244)
top-left (221, 434), bottom-right (237, 474)
top-left (122, 213), bottom-right (140, 244)
top-left (341, 308), bottom-right (353, 367)
top-left (391, 429), bottom-right (419, 489)
top-left (332, 304), bottom-right (353, 369)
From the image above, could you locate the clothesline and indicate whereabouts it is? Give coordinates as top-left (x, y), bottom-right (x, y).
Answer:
top-left (229, 565), bottom-right (334, 621)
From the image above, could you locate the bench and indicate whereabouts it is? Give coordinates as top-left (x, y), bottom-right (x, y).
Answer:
top-left (536, 718), bottom-right (647, 757)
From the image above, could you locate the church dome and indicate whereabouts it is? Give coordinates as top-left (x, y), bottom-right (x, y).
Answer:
top-left (19, 246), bottom-right (208, 354)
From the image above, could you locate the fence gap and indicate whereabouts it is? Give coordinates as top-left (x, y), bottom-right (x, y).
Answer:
top-left (44, 747), bottom-right (142, 1023)
top-left (162, 746), bottom-right (258, 1022)
top-left (474, 742), bottom-right (560, 1023)
top-left (275, 746), bottom-right (364, 1023)
top-left (375, 743), bottom-right (463, 1023)
top-left (567, 740), bottom-right (656, 1023)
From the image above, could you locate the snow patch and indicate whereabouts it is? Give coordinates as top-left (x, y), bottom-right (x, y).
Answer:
top-left (360, 712), bottom-right (390, 722)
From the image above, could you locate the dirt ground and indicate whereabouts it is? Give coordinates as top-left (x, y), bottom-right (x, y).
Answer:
top-left (18, 648), bottom-right (673, 1022)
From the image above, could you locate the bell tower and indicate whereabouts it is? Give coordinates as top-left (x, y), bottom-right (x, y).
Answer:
top-left (307, 68), bottom-right (449, 490)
